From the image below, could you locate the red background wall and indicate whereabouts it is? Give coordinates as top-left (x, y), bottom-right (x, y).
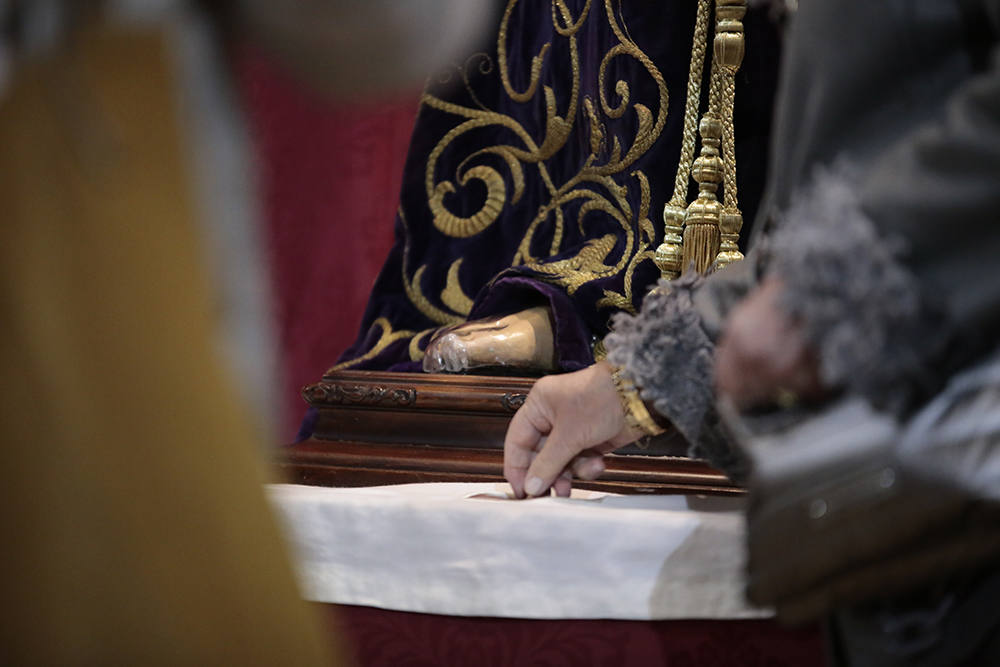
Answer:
top-left (237, 50), bottom-right (419, 439)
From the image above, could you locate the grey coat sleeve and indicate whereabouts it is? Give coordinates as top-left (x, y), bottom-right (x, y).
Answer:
top-left (861, 25), bottom-right (1000, 360)
top-left (770, 6), bottom-right (1000, 410)
top-left (604, 259), bottom-right (758, 480)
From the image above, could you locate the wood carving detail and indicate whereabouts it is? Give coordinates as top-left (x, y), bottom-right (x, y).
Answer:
top-left (303, 382), bottom-right (417, 407)
top-left (502, 393), bottom-right (527, 412)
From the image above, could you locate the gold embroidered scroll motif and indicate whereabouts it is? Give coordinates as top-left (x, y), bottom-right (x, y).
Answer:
top-left (337, 0), bottom-right (675, 370)
top-left (419, 0), bottom-right (669, 313)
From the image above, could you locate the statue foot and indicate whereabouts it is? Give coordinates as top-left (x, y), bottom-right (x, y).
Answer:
top-left (422, 306), bottom-right (556, 373)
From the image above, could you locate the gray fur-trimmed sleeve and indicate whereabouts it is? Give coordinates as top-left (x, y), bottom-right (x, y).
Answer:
top-left (768, 166), bottom-right (948, 410)
top-left (605, 273), bottom-right (750, 480)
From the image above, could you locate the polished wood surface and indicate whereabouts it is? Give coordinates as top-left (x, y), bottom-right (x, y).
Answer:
top-left (279, 370), bottom-right (741, 496)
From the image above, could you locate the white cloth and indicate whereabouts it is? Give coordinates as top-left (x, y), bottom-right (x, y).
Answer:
top-left (268, 482), bottom-right (768, 620)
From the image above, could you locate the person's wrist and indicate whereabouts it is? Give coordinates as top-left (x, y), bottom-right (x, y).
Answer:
top-left (610, 365), bottom-right (666, 437)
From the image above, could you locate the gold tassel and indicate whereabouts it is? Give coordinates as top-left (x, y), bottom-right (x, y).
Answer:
top-left (653, 204), bottom-right (687, 282)
top-left (681, 222), bottom-right (721, 274)
top-left (654, 0), bottom-right (713, 282)
top-left (716, 210), bottom-right (744, 268)
top-left (658, 0), bottom-right (750, 279)
top-left (682, 114), bottom-right (724, 274)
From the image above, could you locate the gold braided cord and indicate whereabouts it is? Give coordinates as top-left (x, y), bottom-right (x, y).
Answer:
top-left (707, 57), bottom-right (723, 123)
top-left (680, 0), bottom-right (734, 276)
top-left (721, 72), bottom-right (738, 210)
top-left (713, 0), bottom-right (747, 268)
top-left (669, 0), bottom-right (712, 208)
top-left (654, 0), bottom-right (749, 281)
top-left (654, 0), bottom-right (713, 283)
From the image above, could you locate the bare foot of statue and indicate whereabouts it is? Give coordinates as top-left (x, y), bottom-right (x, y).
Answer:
top-left (422, 306), bottom-right (556, 373)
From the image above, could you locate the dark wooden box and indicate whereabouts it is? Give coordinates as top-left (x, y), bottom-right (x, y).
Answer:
top-left (278, 370), bottom-right (741, 496)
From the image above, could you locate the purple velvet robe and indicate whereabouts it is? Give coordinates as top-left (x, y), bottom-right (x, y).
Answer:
top-left (334, 1), bottom-right (781, 373)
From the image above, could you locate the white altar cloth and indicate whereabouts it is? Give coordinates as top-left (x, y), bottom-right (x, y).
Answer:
top-left (268, 482), bottom-right (767, 621)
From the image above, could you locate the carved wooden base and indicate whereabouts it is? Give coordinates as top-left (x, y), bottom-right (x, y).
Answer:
top-left (279, 370), bottom-right (741, 496)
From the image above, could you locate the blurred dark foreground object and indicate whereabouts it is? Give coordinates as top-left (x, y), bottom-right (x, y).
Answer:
top-left (732, 350), bottom-right (1000, 663)
top-left (241, 0), bottom-right (497, 97)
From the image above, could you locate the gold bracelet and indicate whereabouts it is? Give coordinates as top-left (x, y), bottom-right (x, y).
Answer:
top-left (610, 366), bottom-right (666, 437)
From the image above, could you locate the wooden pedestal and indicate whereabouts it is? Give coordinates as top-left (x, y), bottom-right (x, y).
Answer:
top-left (278, 370), bottom-right (741, 496)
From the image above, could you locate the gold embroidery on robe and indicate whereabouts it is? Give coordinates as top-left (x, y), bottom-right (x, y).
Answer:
top-left (402, 0), bottom-right (670, 322)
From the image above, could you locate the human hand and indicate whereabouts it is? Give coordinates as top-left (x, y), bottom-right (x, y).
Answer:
top-left (503, 361), bottom-right (644, 498)
top-left (715, 276), bottom-right (826, 411)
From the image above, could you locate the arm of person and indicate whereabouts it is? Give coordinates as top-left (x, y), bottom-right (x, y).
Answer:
top-left (603, 259), bottom-right (760, 479)
top-left (502, 255), bottom-right (762, 497)
top-left (503, 361), bottom-right (645, 497)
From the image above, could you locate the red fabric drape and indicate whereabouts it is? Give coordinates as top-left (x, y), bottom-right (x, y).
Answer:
top-left (237, 49), bottom-right (419, 437)
top-left (326, 604), bottom-right (827, 667)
